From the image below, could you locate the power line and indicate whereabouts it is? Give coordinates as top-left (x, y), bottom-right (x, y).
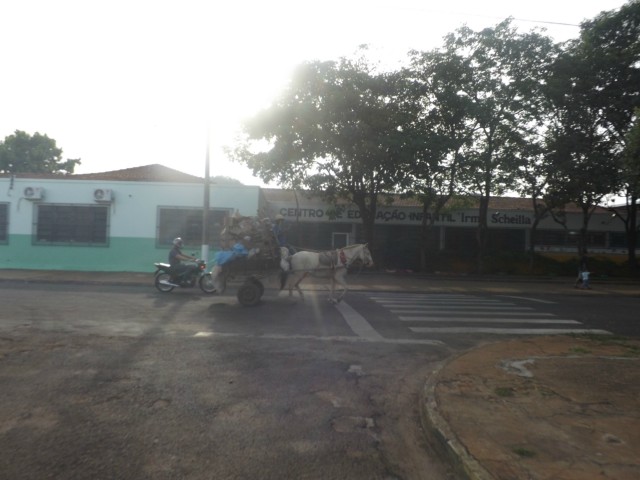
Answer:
top-left (382, 6), bottom-right (581, 28)
top-left (510, 18), bottom-right (579, 27)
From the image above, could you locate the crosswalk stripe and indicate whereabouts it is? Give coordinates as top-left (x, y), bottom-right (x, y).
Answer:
top-left (410, 327), bottom-right (612, 335)
top-left (363, 292), bottom-right (612, 336)
top-left (391, 310), bottom-right (552, 316)
top-left (370, 297), bottom-right (508, 303)
top-left (498, 295), bottom-right (557, 304)
top-left (335, 300), bottom-right (384, 341)
top-left (399, 317), bottom-right (580, 324)
top-left (391, 305), bottom-right (533, 310)
top-left (369, 294), bottom-right (474, 299)
top-left (380, 302), bottom-right (516, 310)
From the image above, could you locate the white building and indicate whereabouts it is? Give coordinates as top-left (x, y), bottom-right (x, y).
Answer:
top-left (262, 189), bottom-right (635, 269)
top-left (1, 165), bottom-right (264, 272)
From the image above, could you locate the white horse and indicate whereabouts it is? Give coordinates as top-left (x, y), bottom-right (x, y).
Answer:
top-left (280, 244), bottom-right (374, 303)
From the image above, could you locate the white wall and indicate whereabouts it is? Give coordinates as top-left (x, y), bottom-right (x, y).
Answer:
top-left (3, 178), bottom-right (262, 238)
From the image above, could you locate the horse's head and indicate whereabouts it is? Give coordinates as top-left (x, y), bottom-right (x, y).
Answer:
top-left (358, 244), bottom-right (374, 267)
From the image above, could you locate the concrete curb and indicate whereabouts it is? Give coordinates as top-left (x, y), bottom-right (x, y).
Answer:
top-left (0, 276), bottom-right (148, 288)
top-left (420, 356), bottom-right (495, 480)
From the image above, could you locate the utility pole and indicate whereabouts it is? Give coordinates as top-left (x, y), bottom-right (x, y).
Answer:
top-left (201, 137), bottom-right (210, 262)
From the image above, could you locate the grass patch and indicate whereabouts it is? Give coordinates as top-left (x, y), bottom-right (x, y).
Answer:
top-left (494, 387), bottom-right (515, 397)
top-left (513, 447), bottom-right (536, 458)
top-left (569, 346), bottom-right (591, 354)
top-left (536, 386), bottom-right (556, 397)
top-left (568, 334), bottom-right (640, 357)
top-left (622, 345), bottom-right (640, 357)
top-left (571, 333), bottom-right (627, 344)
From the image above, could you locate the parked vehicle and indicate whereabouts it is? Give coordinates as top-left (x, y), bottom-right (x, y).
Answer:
top-left (153, 259), bottom-right (216, 293)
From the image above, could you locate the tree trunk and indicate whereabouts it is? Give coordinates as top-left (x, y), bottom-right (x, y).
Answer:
top-left (578, 204), bottom-right (591, 258)
top-left (609, 200), bottom-right (639, 274)
top-left (352, 191), bottom-right (378, 265)
top-left (419, 202), bottom-right (428, 272)
top-left (625, 199), bottom-right (638, 273)
top-left (476, 195), bottom-right (490, 274)
top-left (528, 199), bottom-right (543, 272)
top-left (528, 218), bottom-right (540, 273)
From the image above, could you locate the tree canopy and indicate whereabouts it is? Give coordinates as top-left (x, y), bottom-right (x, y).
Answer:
top-left (0, 130), bottom-right (80, 174)
top-left (233, 53), bottom-right (420, 251)
top-left (544, 1), bottom-right (640, 263)
top-left (433, 21), bottom-right (557, 272)
top-left (231, 2), bottom-right (640, 271)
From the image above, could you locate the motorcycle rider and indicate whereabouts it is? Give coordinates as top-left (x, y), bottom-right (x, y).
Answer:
top-left (169, 237), bottom-right (197, 283)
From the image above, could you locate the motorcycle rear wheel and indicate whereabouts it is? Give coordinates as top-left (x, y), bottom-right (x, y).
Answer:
top-left (154, 272), bottom-right (175, 292)
top-left (199, 274), bottom-right (216, 294)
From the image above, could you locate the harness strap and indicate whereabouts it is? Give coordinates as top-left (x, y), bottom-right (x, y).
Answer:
top-left (318, 251), bottom-right (336, 267)
top-left (322, 249), bottom-right (348, 270)
top-left (339, 249), bottom-right (347, 267)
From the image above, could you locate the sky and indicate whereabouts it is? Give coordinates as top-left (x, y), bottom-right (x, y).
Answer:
top-left (0, 0), bottom-right (631, 186)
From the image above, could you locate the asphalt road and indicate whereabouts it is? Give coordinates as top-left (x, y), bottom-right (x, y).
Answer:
top-left (0, 281), bottom-right (637, 480)
top-left (0, 283), bottom-right (455, 480)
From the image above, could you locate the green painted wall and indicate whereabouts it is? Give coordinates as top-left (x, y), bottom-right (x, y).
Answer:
top-left (0, 235), bottom-right (216, 273)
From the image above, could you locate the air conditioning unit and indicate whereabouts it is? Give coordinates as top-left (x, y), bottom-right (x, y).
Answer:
top-left (23, 186), bottom-right (44, 200)
top-left (93, 188), bottom-right (113, 202)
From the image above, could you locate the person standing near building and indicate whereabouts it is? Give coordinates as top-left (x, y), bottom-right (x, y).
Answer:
top-left (272, 214), bottom-right (287, 247)
top-left (574, 254), bottom-right (589, 288)
top-left (580, 270), bottom-right (591, 289)
top-left (273, 213), bottom-right (297, 256)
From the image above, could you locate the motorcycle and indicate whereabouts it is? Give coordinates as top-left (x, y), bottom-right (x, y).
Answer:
top-left (153, 259), bottom-right (216, 293)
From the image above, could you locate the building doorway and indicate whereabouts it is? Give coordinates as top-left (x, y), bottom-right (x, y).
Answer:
top-left (332, 232), bottom-right (349, 248)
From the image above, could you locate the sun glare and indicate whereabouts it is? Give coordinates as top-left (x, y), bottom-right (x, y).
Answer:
top-left (0, 0), bottom-right (631, 185)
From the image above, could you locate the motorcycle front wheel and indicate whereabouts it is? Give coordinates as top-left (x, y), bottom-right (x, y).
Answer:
top-left (154, 272), bottom-right (175, 292)
top-left (199, 274), bottom-right (217, 294)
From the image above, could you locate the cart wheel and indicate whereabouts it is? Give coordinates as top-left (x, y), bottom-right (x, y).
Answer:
top-left (249, 277), bottom-right (265, 297)
top-left (237, 283), bottom-right (261, 307)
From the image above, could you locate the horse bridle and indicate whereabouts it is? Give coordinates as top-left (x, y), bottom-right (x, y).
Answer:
top-left (338, 249), bottom-right (348, 266)
top-left (337, 245), bottom-right (369, 269)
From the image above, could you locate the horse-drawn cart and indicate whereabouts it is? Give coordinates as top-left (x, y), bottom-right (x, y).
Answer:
top-left (211, 214), bottom-right (374, 306)
top-left (215, 254), bottom-right (285, 306)
top-left (211, 214), bottom-right (287, 306)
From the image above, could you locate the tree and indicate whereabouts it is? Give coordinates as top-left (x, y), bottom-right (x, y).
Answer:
top-left (579, 1), bottom-right (640, 148)
top-left (232, 53), bottom-right (419, 257)
top-left (432, 20), bottom-right (556, 273)
top-left (578, 1), bottom-right (640, 271)
top-left (404, 48), bottom-right (476, 271)
top-left (610, 108), bottom-right (640, 272)
top-left (518, 147), bottom-right (556, 271)
top-left (544, 59), bottom-right (618, 259)
top-left (0, 130), bottom-right (80, 174)
top-left (211, 175), bottom-right (243, 185)
top-left (544, 1), bottom-right (640, 260)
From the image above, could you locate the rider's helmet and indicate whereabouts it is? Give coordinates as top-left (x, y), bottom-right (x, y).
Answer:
top-left (275, 214), bottom-right (284, 221)
top-left (172, 237), bottom-right (183, 247)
